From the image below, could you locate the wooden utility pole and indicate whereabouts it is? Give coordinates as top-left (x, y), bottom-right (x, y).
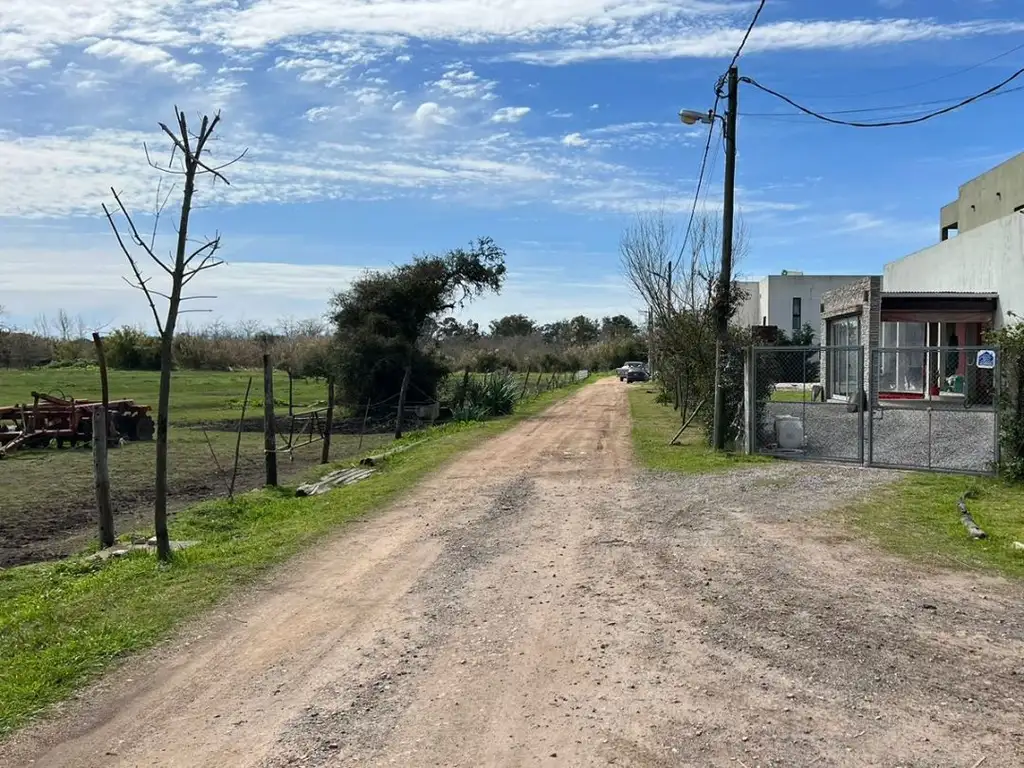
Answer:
top-left (321, 376), bottom-right (335, 464)
top-left (263, 354), bottom-right (278, 486)
top-left (91, 333), bottom-right (114, 548)
top-left (712, 65), bottom-right (739, 451)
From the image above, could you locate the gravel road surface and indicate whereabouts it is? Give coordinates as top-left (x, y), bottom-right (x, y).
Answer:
top-left (5, 378), bottom-right (1023, 767)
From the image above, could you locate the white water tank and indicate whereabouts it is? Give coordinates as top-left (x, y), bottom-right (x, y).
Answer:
top-left (775, 416), bottom-right (804, 450)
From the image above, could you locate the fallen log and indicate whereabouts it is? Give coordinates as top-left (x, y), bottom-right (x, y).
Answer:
top-left (957, 494), bottom-right (987, 540)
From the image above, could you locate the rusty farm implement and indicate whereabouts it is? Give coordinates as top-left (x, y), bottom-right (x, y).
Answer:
top-left (0, 391), bottom-right (154, 458)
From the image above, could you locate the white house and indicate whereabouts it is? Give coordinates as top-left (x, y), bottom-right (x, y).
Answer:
top-left (736, 272), bottom-right (873, 339)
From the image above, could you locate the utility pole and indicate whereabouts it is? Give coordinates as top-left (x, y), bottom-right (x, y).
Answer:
top-left (712, 66), bottom-right (739, 451)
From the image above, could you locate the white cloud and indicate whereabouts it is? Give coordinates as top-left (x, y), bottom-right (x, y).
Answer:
top-left (511, 19), bottom-right (1024, 64)
top-left (490, 106), bottom-right (531, 124)
top-left (589, 103), bottom-right (600, 110)
top-left (431, 64), bottom-right (497, 100)
top-left (82, 38), bottom-right (203, 80)
top-left (562, 132), bottom-right (590, 147)
top-left (304, 106), bottom-right (336, 122)
top-left (547, 110), bottom-right (573, 118)
top-left (413, 101), bottom-right (455, 126)
top-left (0, 234), bottom-right (632, 331)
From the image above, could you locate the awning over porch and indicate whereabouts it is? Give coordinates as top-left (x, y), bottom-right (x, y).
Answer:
top-left (880, 292), bottom-right (997, 323)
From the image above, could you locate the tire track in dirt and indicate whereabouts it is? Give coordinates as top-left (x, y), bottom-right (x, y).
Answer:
top-left (5, 378), bottom-right (1024, 767)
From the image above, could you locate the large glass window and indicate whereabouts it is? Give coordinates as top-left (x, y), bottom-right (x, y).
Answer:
top-left (792, 297), bottom-right (802, 332)
top-left (879, 322), bottom-right (926, 394)
top-left (828, 315), bottom-right (860, 397)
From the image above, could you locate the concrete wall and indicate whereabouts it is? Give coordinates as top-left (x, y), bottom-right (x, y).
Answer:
top-left (884, 212), bottom-right (1024, 327)
top-left (939, 151), bottom-right (1024, 237)
top-left (762, 275), bottom-right (871, 339)
top-left (733, 281), bottom-right (761, 328)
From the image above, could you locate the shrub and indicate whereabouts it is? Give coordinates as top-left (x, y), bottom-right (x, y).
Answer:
top-left (105, 326), bottom-right (162, 370)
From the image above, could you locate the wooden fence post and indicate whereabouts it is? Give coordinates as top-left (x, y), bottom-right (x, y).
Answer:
top-left (321, 376), bottom-right (335, 464)
top-left (263, 354), bottom-right (278, 486)
top-left (229, 376), bottom-right (253, 499)
top-left (395, 362), bottom-right (412, 440)
top-left (91, 333), bottom-right (114, 548)
top-left (92, 405), bottom-right (114, 548)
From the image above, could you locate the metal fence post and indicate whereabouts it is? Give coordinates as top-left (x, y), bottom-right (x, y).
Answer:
top-left (857, 345), bottom-right (865, 465)
top-left (743, 346), bottom-right (755, 455)
top-left (993, 345), bottom-right (1002, 473)
top-left (866, 347), bottom-right (874, 468)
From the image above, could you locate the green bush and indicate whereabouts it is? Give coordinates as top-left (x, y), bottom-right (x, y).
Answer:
top-left (105, 326), bottom-right (162, 370)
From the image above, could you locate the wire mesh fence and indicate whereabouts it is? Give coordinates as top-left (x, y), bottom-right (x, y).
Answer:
top-left (750, 345), bottom-right (864, 463)
top-left (868, 346), bottom-right (998, 475)
top-left (747, 344), bottom-right (999, 475)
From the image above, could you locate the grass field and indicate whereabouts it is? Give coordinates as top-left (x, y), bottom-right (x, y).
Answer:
top-left (0, 368), bottom-right (391, 567)
top-left (627, 386), bottom-right (766, 473)
top-left (0, 375), bottom-right (594, 738)
top-left (843, 474), bottom-right (1024, 580)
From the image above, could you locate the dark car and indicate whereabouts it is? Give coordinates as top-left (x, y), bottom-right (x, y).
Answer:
top-left (624, 364), bottom-right (650, 383)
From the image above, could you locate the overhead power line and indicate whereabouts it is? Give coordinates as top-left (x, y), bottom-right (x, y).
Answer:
top-left (728, 0), bottom-right (767, 71)
top-left (742, 83), bottom-right (1024, 119)
top-left (784, 39), bottom-right (1024, 101)
top-left (678, 1), bottom-right (766, 263)
top-left (741, 64), bottom-right (1024, 127)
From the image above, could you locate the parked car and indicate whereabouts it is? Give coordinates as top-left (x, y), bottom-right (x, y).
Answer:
top-left (625, 365), bottom-right (650, 384)
top-left (618, 361), bottom-right (645, 381)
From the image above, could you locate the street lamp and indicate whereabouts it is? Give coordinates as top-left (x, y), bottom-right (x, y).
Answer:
top-left (679, 66), bottom-right (739, 451)
top-left (678, 109), bottom-right (716, 126)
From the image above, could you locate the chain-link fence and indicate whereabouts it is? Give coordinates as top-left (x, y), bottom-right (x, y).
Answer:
top-left (746, 344), bottom-right (999, 475)
top-left (749, 345), bottom-right (864, 463)
top-left (868, 346), bottom-right (998, 475)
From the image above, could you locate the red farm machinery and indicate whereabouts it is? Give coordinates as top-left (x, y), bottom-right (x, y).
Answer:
top-left (0, 391), bottom-right (154, 458)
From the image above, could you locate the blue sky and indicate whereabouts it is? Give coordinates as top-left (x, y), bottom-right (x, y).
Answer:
top-left (1, 0), bottom-right (1022, 333)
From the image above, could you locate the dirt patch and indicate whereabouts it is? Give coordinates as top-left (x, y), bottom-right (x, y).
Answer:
top-left (5, 379), bottom-right (1024, 767)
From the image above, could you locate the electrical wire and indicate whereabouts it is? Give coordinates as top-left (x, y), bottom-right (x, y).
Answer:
top-left (741, 64), bottom-right (1024, 127)
top-left (673, 1), bottom-right (764, 268)
top-left (742, 83), bottom-right (1024, 118)
top-left (780, 39), bottom-right (1024, 101)
top-left (728, 0), bottom-right (767, 71)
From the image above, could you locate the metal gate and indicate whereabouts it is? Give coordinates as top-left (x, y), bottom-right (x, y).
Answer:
top-left (748, 345), bottom-right (865, 464)
top-left (746, 344), bottom-right (1000, 475)
top-left (867, 345), bottom-right (999, 475)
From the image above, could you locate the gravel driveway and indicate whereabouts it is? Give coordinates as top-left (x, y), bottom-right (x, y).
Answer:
top-left (6, 378), bottom-right (1023, 767)
top-left (766, 401), bottom-right (997, 473)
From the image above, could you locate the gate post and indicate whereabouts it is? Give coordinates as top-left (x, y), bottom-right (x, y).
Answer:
top-left (743, 346), bottom-right (756, 455)
top-left (866, 345), bottom-right (874, 467)
top-left (857, 344), bottom-right (865, 465)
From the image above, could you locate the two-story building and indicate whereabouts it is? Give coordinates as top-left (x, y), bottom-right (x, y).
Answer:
top-left (818, 151), bottom-right (1024, 404)
top-left (735, 271), bottom-right (873, 340)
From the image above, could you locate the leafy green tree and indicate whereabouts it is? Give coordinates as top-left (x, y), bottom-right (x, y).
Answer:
top-left (489, 314), bottom-right (536, 338)
top-left (566, 315), bottom-right (600, 346)
top-left (331, 237), bottom-right (506, 405)
top-left (601, 314), bottom-right (639, 339)
top-left (540, 320), bottom-right (568, 344)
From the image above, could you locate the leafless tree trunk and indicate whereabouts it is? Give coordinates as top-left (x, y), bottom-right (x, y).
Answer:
top-left (103, 106), bottom-right (246, 561)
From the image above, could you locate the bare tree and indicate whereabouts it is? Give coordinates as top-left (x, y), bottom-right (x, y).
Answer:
top-left (620, 209), bottom-right (748, 329)
top-left (103, 106), bottom-right (246, 561)
top-left (620, 209), bottom-right (750, 430)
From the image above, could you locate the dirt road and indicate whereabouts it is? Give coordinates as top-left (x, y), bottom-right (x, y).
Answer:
top-left (6, 378), bottom-right (1024, 767)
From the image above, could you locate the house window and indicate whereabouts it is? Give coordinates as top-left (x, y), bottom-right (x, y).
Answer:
top-left (792, 297), bottom-right (802, 332)
top-left (827, 315), bottom-right (860, 398)
top-left (879, 322), bottom-right (926, 394)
